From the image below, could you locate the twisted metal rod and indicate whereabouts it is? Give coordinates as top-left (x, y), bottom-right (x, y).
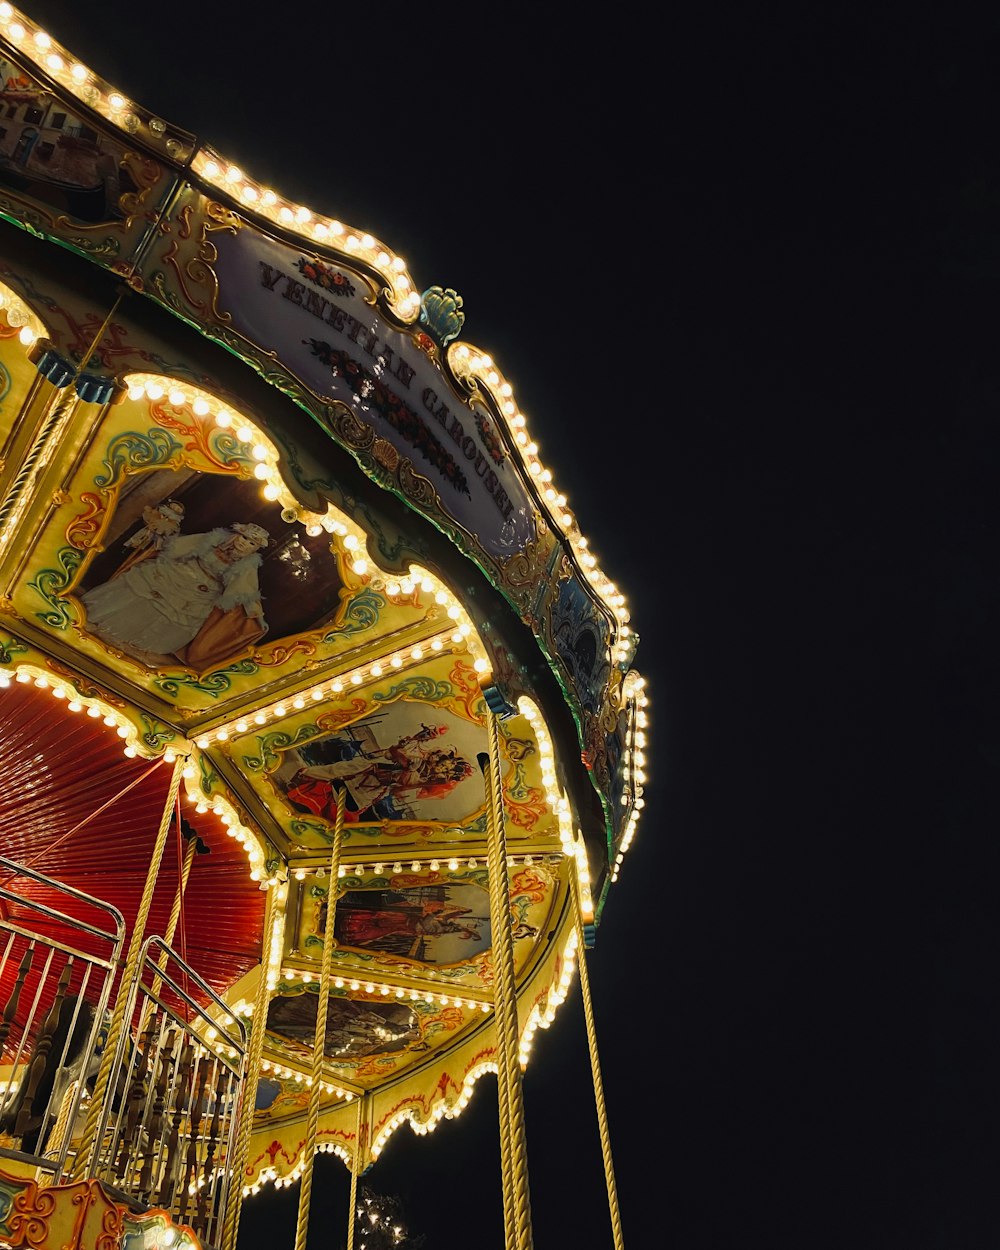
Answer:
top-left (141, 808), bottom-right (197, 1031)
top-left (73, 757), bottom-right (184, 1179)
top-left (484, 707), bottom-right (534, 1250)
top-left (345, 1091), bottom-right (364, 1250)
top-left (219, 883), bottom-right (280, 1250)
top-left (0, 385), bottom-right (77, 536)
top-left (570, 867), bottom-right (625, 1249)
top-left (293, 791), bottom-right (346, 1250)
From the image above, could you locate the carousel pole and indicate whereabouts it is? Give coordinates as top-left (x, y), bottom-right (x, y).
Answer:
top-left (143, 796), bottom-right (197, 1017)
top-left (219, 881), bottom-right (281, 1250)
top-left (72, 755), bottom-right (185, 1180)
top-left (345, 1091), bottom-right (365, 1250)
top-left (570, 860), bottom-right (625, 1250)
top-left (293, 790), bottom-right (346, 1250)
top-left (482, 704), bottom-right (534, 1250)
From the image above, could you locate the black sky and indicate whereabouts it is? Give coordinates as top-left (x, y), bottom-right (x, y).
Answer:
top-left (14, 6), bottom-right (1000, 1247)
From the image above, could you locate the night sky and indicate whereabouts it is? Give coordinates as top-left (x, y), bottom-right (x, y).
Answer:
top-left (15, 6), bottom-right (1000, 1247)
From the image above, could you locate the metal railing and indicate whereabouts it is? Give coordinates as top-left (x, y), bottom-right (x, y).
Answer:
top-left (88, 936), bottom-right (248, 1246)
top-left (0, 853), bottom-right (124, 1183)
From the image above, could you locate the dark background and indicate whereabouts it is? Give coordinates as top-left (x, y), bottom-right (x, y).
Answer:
top-left (17, 6), bottom-right (1000, 1247)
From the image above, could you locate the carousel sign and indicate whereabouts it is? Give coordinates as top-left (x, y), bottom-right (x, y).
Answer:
top-left (209, 227), bottom-right (537, 560)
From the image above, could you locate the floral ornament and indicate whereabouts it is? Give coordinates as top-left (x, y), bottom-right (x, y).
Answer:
top-left (474, 411), bottom-right (507, 465)
top-left (296, 257), bottom-right (356, 297)
top-left (307, 339), bottom-right (471, 497)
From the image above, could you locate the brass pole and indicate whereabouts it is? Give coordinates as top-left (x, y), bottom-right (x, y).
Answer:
top-left (483, 707), bottom-right (534, 1250)
top-left (570, 862), bottom-right (625, 1250)
top-left (219, 882), bottom-right (280, 1250)
top-left (293, 792), bottom-right (346, 1250)
top-left (345, 1091), bottom-right (365, 1250)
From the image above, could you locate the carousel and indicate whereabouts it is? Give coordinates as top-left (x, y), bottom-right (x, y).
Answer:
top-left (0, 8), bottom-right (645, 1249)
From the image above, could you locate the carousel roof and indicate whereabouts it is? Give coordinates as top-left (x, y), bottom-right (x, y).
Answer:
top-left (0, 3), bottom-right (647, 1182)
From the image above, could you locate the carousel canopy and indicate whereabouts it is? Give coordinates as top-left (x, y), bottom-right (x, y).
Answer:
top-left (0, 2), bottom-right (647, 1192)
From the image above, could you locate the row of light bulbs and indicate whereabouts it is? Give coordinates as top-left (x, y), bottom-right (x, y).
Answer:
top-left (276, 972), bottom-right (492, 1015)
top-left (293, 851), bottom-right (556, 881)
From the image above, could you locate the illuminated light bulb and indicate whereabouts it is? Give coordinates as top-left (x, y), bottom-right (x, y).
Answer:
top-left (87, 705), bottom-right (101, 717)
top-left (350, 672), bottom-right (362, 685)
top-left (311, 688), bottom-right (323, 700)
top-left (193, 397), bottom-right (209, 416)
top-left (331, 680), bottom-right (343, 692)
top-left (263, 484), bottom-right (280, 501)
top-left (274, 705), bottom-right (286, 716)
top-left (215, 409), bottom-right (232, 427)
top-left (293, 697), bottom-right (305, 709)
top-left (237, 425), bottom-right (254, 442)
top-left (351, 559), bottom-right (367, 575)
top-left (431, 638), bottom-right (443, 651)
top-left (251, 443), bottom-right (268, 461)
top-left (18, 326), bottom-right (34, 345)
top-left (71, 63), bottom-right (87, 81)
top-left (391, 656), bottom-right (403, 668)
top-left (235, 720), bottom-right (248, 732)
top-left (46, 54), bottom-right (63, 71)
top-left (254, 713), bottom-right (266, 725)
top-left (108, 93), bottom-right (126, 111)
top-left (253, 463), bottom-right (269, 480)
top-left (225, 166), bottom-right (242, 183)
top-left (370, 663), bottom-right (382, 677)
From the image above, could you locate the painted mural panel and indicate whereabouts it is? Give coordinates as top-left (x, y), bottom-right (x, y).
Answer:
top-left (330, 883), bottom-right (491, 964)
top-left (10, 394), bottom-right (432, 714)
top-left (73, 467), bottom-right (345, 672)
top-left (271, 707), bottom-right (484, 828)
top-left (266, 993), bottom-right (421, 1061)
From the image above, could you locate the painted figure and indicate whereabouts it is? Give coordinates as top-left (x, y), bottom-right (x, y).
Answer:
top-left (335, 901), bottom-right (481, 950)
top-left (114, 498), bottom-right (186, 576)
top-left (287, 724), bottom-right (473, 822)
top-left (79, 520), bottom-right (270, 669)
